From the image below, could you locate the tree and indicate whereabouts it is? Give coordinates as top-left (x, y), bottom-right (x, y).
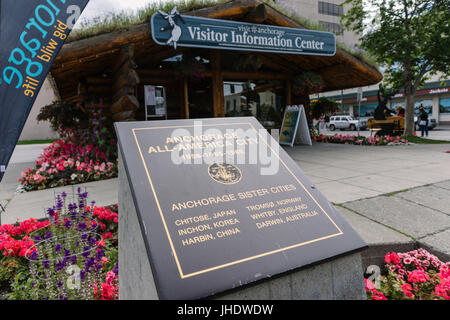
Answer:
top-left (342, 0), bottom-right (450, 136)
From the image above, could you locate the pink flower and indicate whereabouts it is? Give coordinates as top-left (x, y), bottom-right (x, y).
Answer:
top-left (407, 270), bottom-right (429, 284)
top-left (404, 257), bottom-right (413, 265)
top-left (435, 278), bottom-right (450, 300)
top-left (401, 283), bottom-right (414, 298)
top-left (365, 278), bottom-right (376, 291)
top-left (439, 264), bottom-right (450, 279)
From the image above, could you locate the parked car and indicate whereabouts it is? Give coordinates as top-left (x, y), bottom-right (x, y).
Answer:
top-left (328, 116), bottom-right (367, 131)
top-left (414, 116), bottom-right (437, 130)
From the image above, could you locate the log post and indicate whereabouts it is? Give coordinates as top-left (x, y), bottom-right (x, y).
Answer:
top-left (110, 44), bottom-right (140, 121)
top-left (183, 77), bottom-right (190, 119)
top-left (211, 50), bottom-right (224, 118)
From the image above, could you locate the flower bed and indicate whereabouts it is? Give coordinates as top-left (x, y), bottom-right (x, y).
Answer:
top-left (20, 104), bottom-right (118, 191)
top-left (365, 249), bottom-right (450, 300)
top-left (312, 133), bottom-right (409, 146)
top-left (0, 191), bottom-right (118, 300)
top-left (19, 138), bottom-right (117, 191)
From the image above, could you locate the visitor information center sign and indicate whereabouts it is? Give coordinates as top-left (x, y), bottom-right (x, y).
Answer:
top-left (151, 7), bottom-right (336, 56)
top-left (115, 117), bottom-right (366, 299)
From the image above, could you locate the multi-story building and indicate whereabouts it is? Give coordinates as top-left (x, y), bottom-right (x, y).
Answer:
top-left (279, 0), bottom-right (450, 125)
top-left (276, 0), bottom-right (359, 49)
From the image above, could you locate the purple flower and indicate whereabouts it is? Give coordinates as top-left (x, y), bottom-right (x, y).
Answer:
top-left (33, 235), bottom-right (42, 242)
top-left (64, 249), bottom-right (71, 257)
top-left (43, 260), bottom-right (50, 269)
top-left (57, 280), bottom-right (63, 288)
top-left (80, 271), bottom-right (86, 281)
top-left (88, 237), bottom-right (96, 246)
top-left (82, 247), bottom-right (91, 258)
top-left (56, 195), bottom-right (63, 210)
top-left (68, 203), bottom-right (77, 212)
top-left (96, 249), bottom-right (105, 260)
top-left (55, 260), bottom-right (65, 271)
top-left (71, 255), bottom-right (77, 264)
top-left (29, 251), bottom-right (38, 260)
top-left (81, 233), bottom-right (88, 241)
top-left (113, 262), bottom-right (118, 274)
top-left (44, 232), bottom-right (52, 239)
top-left (47, 207), bottom-right (55, 217)
top-left (55, 243), bottom-right (62, 253)
top-left (78, 222), bottom-right (87, 231)
top-left (61, 192), bottom-right (67, 198)
top-left (84, 257), bottom-right (95, 272)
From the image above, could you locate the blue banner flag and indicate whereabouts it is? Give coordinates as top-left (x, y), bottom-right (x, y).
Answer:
top-left (0, 0), bottom-right (90, 182)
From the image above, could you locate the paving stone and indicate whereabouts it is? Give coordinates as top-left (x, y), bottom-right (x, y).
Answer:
top-left (380, 164), bottom-right (450, 185)
top-left (418, 229), bottom-right (450, 262)
top-left (314, 181), bottom-right (380, 204)
top-left (336, 206), bottom-right (413, 246)
top-left (343, 196), bottom-right (450, 239)
top-left (394, 185), bottom-right (450, 215)
top-left (434, 180), bottom-right (450, 191)
top-left (339, 174), bottom-right (423, 194)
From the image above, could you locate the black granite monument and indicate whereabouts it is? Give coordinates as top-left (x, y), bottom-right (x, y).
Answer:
top-left (115, 117), bottom-right (367, 299)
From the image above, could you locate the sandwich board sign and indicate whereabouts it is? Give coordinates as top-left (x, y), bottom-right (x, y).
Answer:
top-left (279, 105), bottom-right (311, 147)
top-left (115, 117), bottom-right (366, 299)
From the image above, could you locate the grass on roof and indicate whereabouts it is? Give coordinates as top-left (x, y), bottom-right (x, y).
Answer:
top-left (68, 0), bottom-right (379, 70)
top-left (68, 0), bottom-right (231, 42)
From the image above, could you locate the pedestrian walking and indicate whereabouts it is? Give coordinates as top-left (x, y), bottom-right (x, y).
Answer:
top-left (318, 114), bottom-right (327, 135)
top-left (418, 105), bottom-right (428, 137)
top-left (324, 114), bottom-right (330, 134)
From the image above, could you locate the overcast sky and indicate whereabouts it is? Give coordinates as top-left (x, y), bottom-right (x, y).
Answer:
top-left (77, 0), bottom-right (162, 23)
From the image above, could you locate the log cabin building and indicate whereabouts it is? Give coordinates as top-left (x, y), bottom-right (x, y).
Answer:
top-left (50, 0), bottom-right (382, 129)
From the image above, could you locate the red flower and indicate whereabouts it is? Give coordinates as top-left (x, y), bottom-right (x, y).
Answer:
top-left (96, 240), bottom-right (106, 248)
top-left (101, 232), bottom-right (113, 240)
top-left (385, 252), bottom-right (401, 265)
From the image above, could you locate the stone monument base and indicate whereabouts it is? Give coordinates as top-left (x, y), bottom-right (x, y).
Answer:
top-left (118, 154), bottom-right (366, 300)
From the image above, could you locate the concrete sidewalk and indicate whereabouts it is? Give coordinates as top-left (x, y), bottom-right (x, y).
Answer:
top-left (0, 179), bottom-right (118, 225)
top-left (0, 143), bottom-right (51, 211)
top-left (286, 142), bottom-right (450, 203)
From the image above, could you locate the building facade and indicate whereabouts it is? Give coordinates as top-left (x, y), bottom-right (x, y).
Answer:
top-left (321, 79), bottom-right (450, 125)
top-left (282, 0), bottom-right (450, 126)
top-left (276, 0), bottom-right (359, 49)
top-left (49, 0), bottom-right (381, 131)
top-left (19, 77), bottom-right (59, 141)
